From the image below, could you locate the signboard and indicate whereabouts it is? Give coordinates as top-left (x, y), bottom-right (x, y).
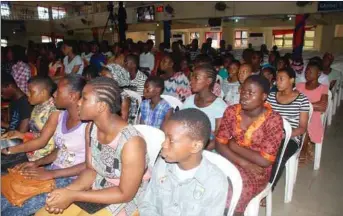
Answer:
top-left (318, 2), bottom-right (343, 12)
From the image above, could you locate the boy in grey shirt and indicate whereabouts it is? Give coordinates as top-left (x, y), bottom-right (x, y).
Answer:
top-left (139, 108), bottom-right (229, 216)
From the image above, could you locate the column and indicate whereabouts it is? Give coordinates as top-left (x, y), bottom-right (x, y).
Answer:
top-left (154, 22), bottom-right (163, 47)
top-left (293, 14), bottom-right (309, 58)
top-left (222, 26), bottom-right (234, 46)
top-left (320, 25), bottom-right (335, 53)
top-left (163, 20), bottom-right (171, 47)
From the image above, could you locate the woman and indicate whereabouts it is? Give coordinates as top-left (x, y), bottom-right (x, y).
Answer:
top-left (1, 75), bottom-right (87, 216)
top-left (261, 66), bottom-right (277, 93)
top-left (48, 48), bottom-right (64, 78)
top-left (62, 40), bottom-right (84, 75)
top-left (160, 54), bottom-right (192, 102)
top-left (183, 64), bottom-right (227, 150)
top-left (296, 62), bottom-right (328, 160)
top-left (267, 67), bottom-right (310, 188)
top-left (215, 75), bottom-right (284, 214)
top-left (11, 45), bottom-right (31, 94)
top-left (222, 60), bottom-right (241, 105)
top-left (90, 41), bottom-right (106, 72)
top-left (36, 77), bottom-right (148, 216)
top-left (276, 56), bottom-right (290, 72)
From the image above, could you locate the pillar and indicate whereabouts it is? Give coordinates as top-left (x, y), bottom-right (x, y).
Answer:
top-left (163, 20), bottom-right (171, 47)
top-left (154, 22), bottom-right (163, 47)
top-left (320, 24), bottom-right (335, 53)
top-left (293, 14), bottom-right (309, 58)
top-left (222, 26), bottom-right (234, 47)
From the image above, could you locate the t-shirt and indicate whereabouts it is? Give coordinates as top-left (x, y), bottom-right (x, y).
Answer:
top-left (129, 70), bottom-right (148, 96)
top-left (328, 68), bottom-right (341, 83)
top-left (182, 95), bottom-right (227, 131)
top-left (90, 53), bottom-right (106, 71)
top-left (63, 55), bottom-right (84, 75)
top-left (139, 52), bottom-right (155, 73)
top-left (267, 92), bottom-right (310, 144)
top-left (296, 72), bottom-right (330, 86)
top-left (8, 96), bottom-right (32, 131)
top-left (163, 72), bottom-right (192, 102)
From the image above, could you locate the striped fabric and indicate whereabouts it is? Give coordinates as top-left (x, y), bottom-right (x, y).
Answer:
top-left (267, 92), bottom-right (310, 144)
top-left (130, 70), bottom-right (147, 96)
top-left (163, 72), bottom-right (192, 102)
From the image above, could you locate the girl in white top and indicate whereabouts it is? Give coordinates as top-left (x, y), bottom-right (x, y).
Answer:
top-left (62, 41), bottom-right (84, 75)
top-left (183, 64), bottom-right (227, 150)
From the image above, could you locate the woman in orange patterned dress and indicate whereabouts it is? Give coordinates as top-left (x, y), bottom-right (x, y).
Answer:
top-left (215, 75), bottom-right (284, 215)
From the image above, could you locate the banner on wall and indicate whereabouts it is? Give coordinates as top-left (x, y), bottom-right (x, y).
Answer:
top-left (318, 2), bottom-right (343, 12)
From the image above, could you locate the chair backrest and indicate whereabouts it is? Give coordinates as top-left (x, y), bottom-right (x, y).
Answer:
top-left (161, 94), bottom-right (183, 110)
top-left (133, 125), bottom-right (165, 169)
top-left (321, 90), bottom-right (332, 128)
top-left (123, 89), bottom-right (142, 105)
top-left (203, 150), bottom-right (242, 216)
top-left (270, 118), bottom-right (292, 185)
top-left (299, 103), bottom-right (314, 153)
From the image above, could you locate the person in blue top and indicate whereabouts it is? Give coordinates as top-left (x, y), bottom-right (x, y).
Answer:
top-left (89, 41), bottom-right (106, 71)
top-left (140, 76), bottom-right (173, 129)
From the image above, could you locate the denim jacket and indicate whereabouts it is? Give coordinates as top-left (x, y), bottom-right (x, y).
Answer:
top-left (139, 156), bottom-right (229, 216)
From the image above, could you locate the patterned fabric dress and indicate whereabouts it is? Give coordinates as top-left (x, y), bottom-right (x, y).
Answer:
top-left (26, 98), bottom-right (57, 161)
top-left (163, 72), bottom-right (192, 102)
top-left (90, 124), bottom-right (150, 215)
top-left (216, 104), bottom-right (284, 212)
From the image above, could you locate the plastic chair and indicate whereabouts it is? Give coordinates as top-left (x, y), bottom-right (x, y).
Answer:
top-left (203, 150), bottom-right (243, 216)
top-left (284, 103), bottom-right (313, 203)
top-left (133, 125), bottom-right (165, 169)
top-left (244, 118), bottom-right (292, 216)
top-left (123, 89), bottom-right (143, 124)
top-left (327, 90), bottom-right (333, 126)
top-left (314, 90), bottom-right (332, 170)
top-left (161, 95), bottom-right (183, 110)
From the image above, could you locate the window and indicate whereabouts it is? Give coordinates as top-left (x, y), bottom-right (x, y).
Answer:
top-left (335, 25), bottom-right (343, 37)
top-left (148, 33), bottom-right (155, 46)
top-left (1, 39), bottom-right (8, 47)
top-left (190, 32), bottom-right (200, 43)
top-left (235, 30), bottom-right (248, 48)
top-left (56, 38), bottom-right (63, 44)
top-left (1, 2), bottom-right (10, 18)
top-left (41, 36), bottom-right (52, 43)
top-left (273, 33), bottom-right (293, 48)
top-left (304, 30), bottom-right (315, 48)
top-left (52, 7), bottom-right (66, 19)
top-left (37, 6), bottom-right (49, 20)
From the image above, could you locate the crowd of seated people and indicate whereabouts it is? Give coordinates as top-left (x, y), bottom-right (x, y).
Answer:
top-left (1, 38), bottom-right (338, 216)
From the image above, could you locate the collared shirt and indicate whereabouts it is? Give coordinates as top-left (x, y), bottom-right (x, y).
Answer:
top-left (140, 99), bottom-right (172, 129)
top-left (11, 61), bottom-right (31, 94)
top-left (139, 157), bottom-right (228, 216)
top-left (140, 52), bottom-right (155, 73)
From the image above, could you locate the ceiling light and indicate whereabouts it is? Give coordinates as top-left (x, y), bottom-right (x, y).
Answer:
top-left (235, 19), bottom-right (239, 23)
top-left (289, 17), bottom-right (292, 21)
top-left (157, 23), bottom-right (159, 27)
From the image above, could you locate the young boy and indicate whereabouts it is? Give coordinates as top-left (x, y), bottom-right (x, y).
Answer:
top-left (3, 76), bottom-right (58, 161)
top-left (1, 73), bottom-right (32, 133)
top-left (140, 76), bottom-right (173, 129)
top-left (139, 108), bottom-right (229, 216)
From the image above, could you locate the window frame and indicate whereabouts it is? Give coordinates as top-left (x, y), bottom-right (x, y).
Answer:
top-left (234, 30), bottom-right (248, 48)
top-left (1, 38), bottom-right (8, 47)
top-left (1, 2), bottom-right (10, 18)
top-left (37, 6), bottom-right (49, 20)
top-left (52, 6), bottom-right (66, 20)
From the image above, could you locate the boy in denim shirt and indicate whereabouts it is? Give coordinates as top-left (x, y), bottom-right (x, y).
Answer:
top-left (139, 108), bottom-right (228, 216)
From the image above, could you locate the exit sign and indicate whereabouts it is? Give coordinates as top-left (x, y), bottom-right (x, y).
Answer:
top-left (156, 6), bottom-right (164, 12)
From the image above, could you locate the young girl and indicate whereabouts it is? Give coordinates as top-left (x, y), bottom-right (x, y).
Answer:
top-left (267, 67), bottom-right (310, 188)
top-left (2, 76), bottom-right (57, 161)
top-left (160, 54), bottom-right (192, 102)
top-left (222, 60), bottom-right (241, 105)
top-left (62, 40), bottom-right (84, 75)
top-left (1, 75), bottom-right (87, 216)
top-left (183, 64), bottom-right (227, 150)
top-left (296, 62), bottom-right (329, 160)
top-left (37, 77), bottom-right (148, 216)
top-left (48, 49), bottom-right (64, 78)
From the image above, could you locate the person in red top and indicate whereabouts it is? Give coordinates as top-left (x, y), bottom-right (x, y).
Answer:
top-left (216, 75), bottom-right (284, 214)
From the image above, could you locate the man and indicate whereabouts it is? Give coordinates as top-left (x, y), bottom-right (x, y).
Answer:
top-left (139, 40), bottom-right (155, 75)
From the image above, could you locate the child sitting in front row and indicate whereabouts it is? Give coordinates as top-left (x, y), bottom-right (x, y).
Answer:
top-left (140, 76), bottom-right (173, 129)
top-left (139, 108), bottom-right (229, 216)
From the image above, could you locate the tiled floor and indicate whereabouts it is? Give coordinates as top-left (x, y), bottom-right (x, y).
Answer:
top-left (258, 106), bottom-right (343, 216)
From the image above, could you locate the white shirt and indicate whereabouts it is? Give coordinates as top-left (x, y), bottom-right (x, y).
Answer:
top-left (81, 52), bottom-right (93, 63)
top-left (102, 51), bottom-right (113, 58)
top-left (139, 52), bottom-right (155, 73)
top-left (174, 164), bottom-right (199, 181)
top-left (63, 55), bottom-right (84, 75)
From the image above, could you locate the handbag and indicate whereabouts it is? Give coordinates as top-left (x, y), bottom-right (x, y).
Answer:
top-left (1, 168), bottom-right (55, 207)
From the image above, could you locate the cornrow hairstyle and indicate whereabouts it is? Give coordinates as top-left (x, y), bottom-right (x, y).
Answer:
top-left (28, 76), bottom-right (57, 96)
top-left (194, 64), bottom-right (217, 89)
top-left (169, 108), bottom-right (211, 146)
top-left (146, 76), bottom-right (165, 94)
top-left (88, 77), bottom-right (122, 114)
top-left (64, 74), bottom-right (87, 95)
top-left (245, 75), bottom-right (270, 95)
